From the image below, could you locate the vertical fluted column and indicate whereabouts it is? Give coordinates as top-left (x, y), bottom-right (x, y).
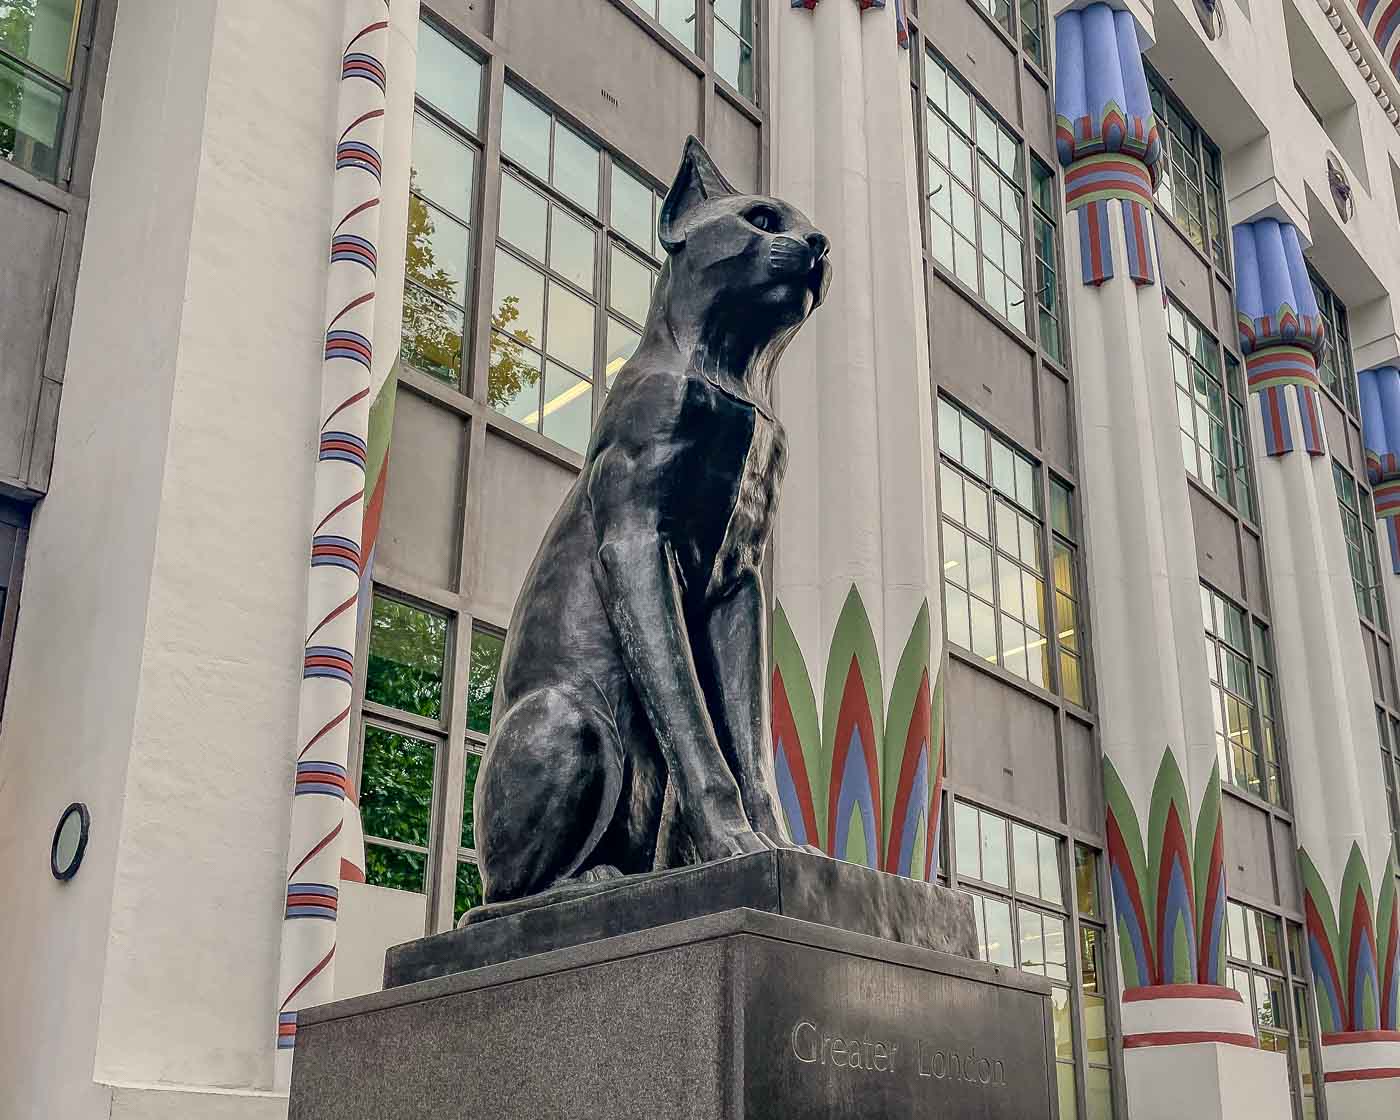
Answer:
top-left (1056, 8), bottom-right (1287, 1114)
top-left (769, 0), bottom-right (945, 878)
top-left (1234, 222), bottom-right (1399, 1113)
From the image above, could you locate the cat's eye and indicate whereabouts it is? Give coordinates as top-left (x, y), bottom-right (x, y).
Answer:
top-left (747, 207), bottom-right (782, 233)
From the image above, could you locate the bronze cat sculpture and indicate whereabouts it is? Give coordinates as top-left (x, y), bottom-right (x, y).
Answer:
top-left (470, 137), bottom-right (831, 917)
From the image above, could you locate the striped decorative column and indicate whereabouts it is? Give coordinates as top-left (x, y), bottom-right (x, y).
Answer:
top-left (769, 0), bottom-right (944, 879)
top-left (274, 0), bottom-right (391, 1086)
top-left (788, 0), bottom-right (910, 47)
top-left (1234, 223), bottom-right (1400, 1114)
top-left (1055, 8), bottom-right (1280, 1113)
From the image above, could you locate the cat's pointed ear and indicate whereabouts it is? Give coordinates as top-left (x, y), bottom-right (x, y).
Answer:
top-left (658, 136), bottom-right (736, 253)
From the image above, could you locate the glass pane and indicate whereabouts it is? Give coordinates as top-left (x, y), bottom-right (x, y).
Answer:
top-left (979, 809), bottom-right (1009, 887)
top-left (0, 0), bottom-right (79, 78)
top-left (713, 21), bottom-right (754, 99)
top-left (553, 124), bottom-right (599, 213)
top-left (659, 0), bottom-right (697, 48)
top-left (1085, 1067), bottom-right (1113, 1120)
top-left (360, 725), bottom-right (436, 846)
top-left (971, 597), bottom-right (996, 661)
top-left (501, 85), bottom-right (550, 180)
top-left (402, 284), bottom-right (464, 385)
top-left (461, 749), bottom-right (482, 849)
top-left (493, 250), bottom-right (545, 344)
top-left (405, 197), bottom-right (470, 306)
top-left (1018, 908), bottom-right (1046, 974)
top-left (545, 280), bottom-right (595, 375)
top-left (365, 595), bottom-right (448, 719)
top-left (1038, 833), bottom-right (1062, 905)
top-left (467, 628), bottom-right (504, 734)
top-left (454, 860), bottom-right (484, 921)
top-left (610, 245), bottom-right (654, 324)
top-left (0, 51), bottom-right (63, 180)
top-left (1057, 1063), bottom-right (1079, 1120)
top-left (612, 163), bottom-right (655, 252)
top-left (1043, 913), bottom-right (1068, 981)
top-left (1052, 985), bottom-right (1076, 1056)
top-left (550, 205), bottom-right (596, 291)
top-left (983, 896), bottom-right (1015, 965)
top-left (1075, 844), bottom-right (1100, 917)
top-left (605, 317), bottom-right (642, 385)
top-left (365, 844), bottom-right (427, 894)
top-left (411, 114), bottom-right (474, 219)
top-left (416, 20), bottom-right (482, 129)
top-left (487, 329), bottom-right (541, 418)
top-left (955, 801), bottom-right (980, 878)
top-left (540, 362), bottom-right (593, 454)
top-left (498, 174), bottom-right (548, 261)
top-left (1013, 823), bottom-right (1040, 897)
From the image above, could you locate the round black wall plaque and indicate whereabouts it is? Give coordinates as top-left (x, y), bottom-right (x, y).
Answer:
top-left (50, 802), bottom-right (89, 881)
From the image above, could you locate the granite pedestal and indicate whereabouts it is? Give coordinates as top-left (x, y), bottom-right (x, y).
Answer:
top-left (289, 853), bottom-right (1057, 1120)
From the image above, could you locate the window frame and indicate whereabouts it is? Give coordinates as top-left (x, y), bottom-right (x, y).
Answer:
top-left (1145, 66), bottom-right (1230, 276)
top-left (0, 0), bottom-right (87, 185)
top-left (1309, 266), bottom-right (1359, 414)
top-left (1202, 583), bottom-right (1288, 808)
top-left (711, 0), bottom-right (757, 103)
top-left (1334, 461), bottom-right (1387, 630)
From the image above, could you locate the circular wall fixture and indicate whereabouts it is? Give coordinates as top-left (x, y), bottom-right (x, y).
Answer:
top-left (1192, 0), bottom-right (1224, 39)
top-left (50, 802), bottom-right (90, 881)
top-left (1327, 154), bottom-right (1355, 222)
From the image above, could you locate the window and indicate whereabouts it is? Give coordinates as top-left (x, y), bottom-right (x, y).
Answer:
top-left (972, 0), bottom-right (1014, 37)
top-left (1377, 710), bottom-right (1400, 859)
top-left (1225, 355), bottom-right (1256, 521)
top-left (1147, 73), bottom-right (1226, 272)
top-left (458, 625), bottom-right (504, 919)
top-left (634, 0), bottom-right (697, 50)
top-left (0, 499), bottom-right (27, 718)
top-left (1169, 299), bottom-right (1253, 515)
top-left (955, 803), bottom-right (1116, 1120)
top-left (401, 20), bottom-right (484, 387)
top-left (923, 50), bottom-right (1028, 331)
top-left (938, 398), bottom-right (1048, 689)
top-left (1202, 585), bottom-right (1286, 805)
top-left (358, 590), bottom-right (507, 923)
top-left (360, 593), bottom-right (450, 894)
top-left (0, 0), bottom-right (81, 181)
top-left (1311, 267), bottom-right (1358, 412)
top-left (1226, 902), bottom-right (1319, 1120)
top-left (712, 0), bottom-right (755, 100)
top-left (1335, 463), bottom-right (1386, 628)
top-left (1021, 0), bottom-right (1047, 66)
top-left (491, 86), bottom-right (665, 454)
top-left (1031, 158), bottom-right (1063, 364)
top-left (1051, 478), bottom-right (1085, 706)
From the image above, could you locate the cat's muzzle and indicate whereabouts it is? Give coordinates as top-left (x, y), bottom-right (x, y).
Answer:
top-left (769, 234), bottom-right (832, 309)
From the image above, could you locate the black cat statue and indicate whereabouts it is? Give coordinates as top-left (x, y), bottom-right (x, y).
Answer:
top-left (469, 136), bottom-right (832, 917)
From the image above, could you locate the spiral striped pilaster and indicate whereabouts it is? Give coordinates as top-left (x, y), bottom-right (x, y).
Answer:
top-left (274, 0), bottom-right (390, 1087)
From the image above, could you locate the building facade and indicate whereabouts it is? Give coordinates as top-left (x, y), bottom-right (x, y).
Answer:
top-left (2, 0), bottom-right (1400, 1117)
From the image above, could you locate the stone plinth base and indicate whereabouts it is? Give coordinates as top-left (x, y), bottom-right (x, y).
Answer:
top-left (290, 855), bottom-right (1055, 1119)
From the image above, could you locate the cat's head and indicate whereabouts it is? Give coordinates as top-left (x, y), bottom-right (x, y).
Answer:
top-left (655, 137), bottom-right (831, 338)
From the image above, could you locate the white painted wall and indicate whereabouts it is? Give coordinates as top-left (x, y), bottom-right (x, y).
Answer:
top-left (0, 0), bottom-right (343, 1115)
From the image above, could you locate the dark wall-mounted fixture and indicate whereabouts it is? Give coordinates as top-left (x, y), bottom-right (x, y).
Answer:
top-left (50, 802), bottom-right (89, 881)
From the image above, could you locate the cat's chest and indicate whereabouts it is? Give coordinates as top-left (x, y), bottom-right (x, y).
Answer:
top-left (709, 409), bottom-right (785, 593)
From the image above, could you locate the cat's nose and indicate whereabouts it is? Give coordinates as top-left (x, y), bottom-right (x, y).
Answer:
top-left (806, 232), bottom-right (830, 262)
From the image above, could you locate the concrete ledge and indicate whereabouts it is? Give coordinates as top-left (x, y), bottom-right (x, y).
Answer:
top-left (107, 1082), bottom-right (288, 1120)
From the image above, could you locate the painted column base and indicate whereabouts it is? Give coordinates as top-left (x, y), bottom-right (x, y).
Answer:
top-left (1120, 989), bottom-right (1291, 1119)
top-left (1321, 1032), bottom-right (1400, 1117)
top-left (1123, 1042), bottom-right (1291, 1120)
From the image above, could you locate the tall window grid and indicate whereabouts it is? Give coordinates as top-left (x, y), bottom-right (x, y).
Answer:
top-left (1310, 266), bottom-right (1359, 413)
top-left (489, 84), bottom-right (664, 455)
top-left (0, 0), bottom-right (82, 181)
top-left (357, 588), bottom-right (507, 923)
top-left (1202, 584), bottom-right (1286, 806)
top-left (954, 802), bottom-right (1117, 1120)
top-left (1225, 901), bottom-right (1321, 1120)
top-left (1021, 0), bottom-right (1048, 67)
top-left (921, 49), bottom-right (1028, 333)
top-left (1169, 298), bottom-right (1253, 516)
top-left (1334, 462), bottom-right (1386, 629)
top-left (1050, 477), bottom-right (1085, 706)
top-left (1031, 156), bottom-right (1064, 366)
top-left (1147, 71), bottom-right (1228, 272)
top-left (1376, 710), bottom-right (1400, 860)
